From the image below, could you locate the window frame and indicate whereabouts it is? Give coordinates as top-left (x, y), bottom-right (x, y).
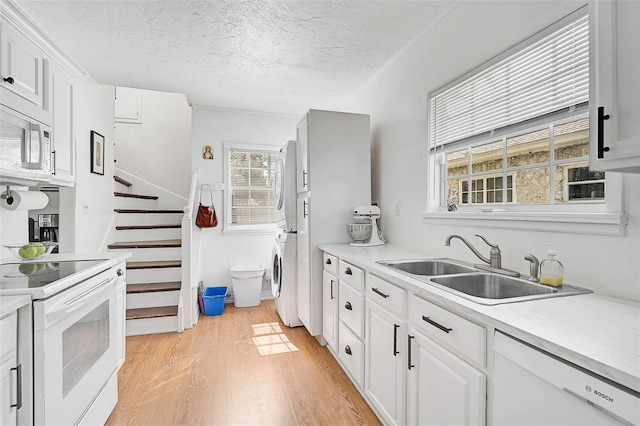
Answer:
top-left (223, 142), bottom-right (281, 235)
top-left (423, 8), bottom-right (627, 235)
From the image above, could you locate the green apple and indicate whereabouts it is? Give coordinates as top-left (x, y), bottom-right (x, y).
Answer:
top-left (33, 242), bottom-right (46, 256)
top-left (18, 244), bottom-right (38, 259)
top-left (18, 263), bottom-right (38, 275)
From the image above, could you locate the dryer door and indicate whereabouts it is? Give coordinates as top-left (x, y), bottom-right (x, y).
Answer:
top-left (271, 243), bottom-right (283, 298)
top-left (273, 156), bottom-right (285, 211)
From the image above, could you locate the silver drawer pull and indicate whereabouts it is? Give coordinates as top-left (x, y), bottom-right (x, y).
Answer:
top-left (422, 315), bottom-right (452, 334)
top-left (372, 287), bottom-right (389, 298)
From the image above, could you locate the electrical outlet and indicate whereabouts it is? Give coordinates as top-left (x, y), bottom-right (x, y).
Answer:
top-left (82, 202), bottom-right (89, 214)
top-left (395, 202), bottom-right (401, 216)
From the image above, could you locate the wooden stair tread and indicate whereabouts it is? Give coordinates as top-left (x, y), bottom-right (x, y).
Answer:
top-left (114, 176), bottom-right (133, 187)
top-left (126, 305), bottom-right (178, 320)
top-left (127, 282), bottom-right (181, 293)
top-left (114, 192), bottom-right (159, 200)
top-left (127, 260), bottom-right (181, 270)
top-left (109, 239), bottom-right (182, 249)
top-left (115, 208), bottom-right (183, 214)
top-left (116, 224), bottom-right (181, 230)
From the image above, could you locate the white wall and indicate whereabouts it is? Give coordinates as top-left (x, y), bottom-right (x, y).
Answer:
top-left (343, 0), bottom-right (640, 301)
top-left (59, 82), bottom-right (116, 253)
top-left (191, 107), bottom-right (299, 294)
top-left (114, 88), bottom-right (192, 198)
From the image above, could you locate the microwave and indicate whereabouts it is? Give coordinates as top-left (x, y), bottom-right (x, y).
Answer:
top-left (0, 104), bottom-right (52, 184)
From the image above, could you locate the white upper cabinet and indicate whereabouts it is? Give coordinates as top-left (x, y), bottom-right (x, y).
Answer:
top-left (46, 61), bottom-right (74, 185)
top-left (296, 115), bottom-right (309, 193)
top-left (589, 0), bottom-right (640, 173)
top-left (0, 20), bottom-right (49, 125)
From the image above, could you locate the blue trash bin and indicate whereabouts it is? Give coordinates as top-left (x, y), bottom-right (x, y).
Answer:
top-left (202, 287), bottom-right (227, 315)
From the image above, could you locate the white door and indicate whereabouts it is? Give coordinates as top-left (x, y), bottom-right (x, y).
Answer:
top-left (365, 301), bottom-right (406, 426)
top-left (407, 329), bottom-right (485, 426)
top-left (322, 270), bottom-right (337, 350)
top-left (296, 197), bottom-right (310, 330)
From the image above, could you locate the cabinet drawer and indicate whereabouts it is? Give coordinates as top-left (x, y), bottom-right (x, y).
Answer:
top-left (339, 260), bottom-right (364, 292)
top-left (323, 253), bottom-right (338, 276)
top-left (339, 322), bottom-right (364, 388)
top-left (409, 295), bottom-right (486, 367)
top-left (339, 281), bottom-right (364, 338)
top-left (366, 274), bottom-right (407, 317)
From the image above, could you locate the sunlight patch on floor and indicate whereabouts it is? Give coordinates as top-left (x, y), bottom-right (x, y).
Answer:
top-left (251, 322), bottom-right (299, 356)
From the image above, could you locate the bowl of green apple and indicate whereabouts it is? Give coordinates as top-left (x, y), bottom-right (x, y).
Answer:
top-left (4, 242), bottom-right (57, 260)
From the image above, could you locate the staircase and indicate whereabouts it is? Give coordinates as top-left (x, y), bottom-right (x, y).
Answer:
top-left (110, 175), bottom-right (185, 336)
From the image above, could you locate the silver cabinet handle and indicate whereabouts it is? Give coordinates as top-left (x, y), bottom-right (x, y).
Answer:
top-left (10, 364), bottom-right (22, 409)
top-left (330, 280), bottom-right (335, 300)
top-left (303, 200), bottom-right (308, 218)
top-left (302, 170), bottom-right (308, 188)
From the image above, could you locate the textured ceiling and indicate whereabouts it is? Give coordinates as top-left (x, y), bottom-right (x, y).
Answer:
top-left (17, 0), bottom-right (454, 115)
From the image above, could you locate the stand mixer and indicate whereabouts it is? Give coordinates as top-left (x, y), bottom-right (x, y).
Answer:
top-left (347, 205), bottom-right (385, 247)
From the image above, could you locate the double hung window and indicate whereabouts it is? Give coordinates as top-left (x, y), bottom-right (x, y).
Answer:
top-left (225, 144), bottom-right (278, 232)
top-left (428, 8), bottom-right (604, 213)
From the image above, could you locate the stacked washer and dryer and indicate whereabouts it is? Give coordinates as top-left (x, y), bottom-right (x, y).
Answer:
top-left (271, 140), bottom-right (303, 327)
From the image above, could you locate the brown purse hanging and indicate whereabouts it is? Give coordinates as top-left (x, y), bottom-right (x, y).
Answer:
top-left (195, 184), bottom-right (218, 228)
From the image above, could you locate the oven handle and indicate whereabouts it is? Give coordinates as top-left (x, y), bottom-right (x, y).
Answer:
top-left (46, 275), bottom-right (116, 323)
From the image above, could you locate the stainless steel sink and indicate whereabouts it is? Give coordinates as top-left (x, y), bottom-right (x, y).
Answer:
top-left (429, 273), bottom-right (591, 305)
top-left (378, 259), bottom-right (478, 276)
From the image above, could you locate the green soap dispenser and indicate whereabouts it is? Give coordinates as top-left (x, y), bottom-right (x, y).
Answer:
top-left (540, 243), bottom-right (563, 287)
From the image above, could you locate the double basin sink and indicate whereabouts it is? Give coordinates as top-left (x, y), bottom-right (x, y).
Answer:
top-left (377, 259), bottom-right (591, 305)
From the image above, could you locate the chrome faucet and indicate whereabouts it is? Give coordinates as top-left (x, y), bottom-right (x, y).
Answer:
top-left (524, 254), bottom-right (540, 282)
top-left (445, 234), bottom-right (502, 268)
top-left (444, 234), bottom-right (520, 277)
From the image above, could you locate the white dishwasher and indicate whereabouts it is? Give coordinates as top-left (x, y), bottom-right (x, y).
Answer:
top-left (493, 331), bottom-right (639, 426)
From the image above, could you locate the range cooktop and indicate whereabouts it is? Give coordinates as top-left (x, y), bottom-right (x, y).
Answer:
top-left (0, 259), bottom-right (108, 295)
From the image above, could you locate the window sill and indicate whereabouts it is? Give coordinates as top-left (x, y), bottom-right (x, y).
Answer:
top-left (420, 210), bottom-right (628, 236)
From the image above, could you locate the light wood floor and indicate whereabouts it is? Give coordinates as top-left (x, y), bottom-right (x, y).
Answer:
top-left (106, 300), bottom-right (382, 425)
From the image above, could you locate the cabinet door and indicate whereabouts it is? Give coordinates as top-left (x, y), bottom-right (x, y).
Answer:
top-left (365, 301), bottom-right (406, 426)
top-left (0, 22), bottom-right (44, 108)
top-left (322, 270), bottom-right (338, 350)
top-left (48, 62), bottom-right (74, 185)
top-left (590, 0), bottom-right (640, 172)
top-left (407, 329), bottom-right (485, 426)
top-left (0, 312), bottom-right (18, 426)
top-left (296, 197), bottom-right (310, 330)
top-left (296, 115), bottom-right (310, 193)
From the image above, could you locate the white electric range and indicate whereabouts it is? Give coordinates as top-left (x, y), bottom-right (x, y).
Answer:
top-left (0, 254), bottom-right (128, 425)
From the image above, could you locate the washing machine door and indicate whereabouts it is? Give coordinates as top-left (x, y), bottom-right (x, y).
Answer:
top-left (273, 156), bottom-right (285, 212)
top-left (271, 241), bottom-right (283, 298)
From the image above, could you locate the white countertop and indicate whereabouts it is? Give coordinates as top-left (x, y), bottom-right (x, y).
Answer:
top-left (0, 294), bottom-right (30, 318)
top-left (319, 243), bottom-right (640, 393)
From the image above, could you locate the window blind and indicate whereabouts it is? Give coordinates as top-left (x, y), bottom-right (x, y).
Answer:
top-left (229, 150), bottom-right (276, 225)
top-left (429, 11), bottom-right (588, 149)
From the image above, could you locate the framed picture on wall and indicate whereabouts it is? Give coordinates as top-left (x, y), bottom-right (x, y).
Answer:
top-left (90, 131), bottom-right (105, 175)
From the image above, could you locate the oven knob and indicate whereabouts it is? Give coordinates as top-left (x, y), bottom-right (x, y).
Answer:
top-left (117, 269), bottom-right (124, 276)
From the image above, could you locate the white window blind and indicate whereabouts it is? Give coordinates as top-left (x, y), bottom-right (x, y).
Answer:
top-left (430, 11), bottom-right (588, 149)
top-left (229, 149), bottom-right (276, 225)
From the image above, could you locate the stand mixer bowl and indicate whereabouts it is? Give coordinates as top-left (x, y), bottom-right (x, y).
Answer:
top-left (347, 223), bottom-right (372, 243)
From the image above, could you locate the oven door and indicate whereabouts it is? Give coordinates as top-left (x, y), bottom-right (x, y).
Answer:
top-left (33, 267), bottom-right (118, 426)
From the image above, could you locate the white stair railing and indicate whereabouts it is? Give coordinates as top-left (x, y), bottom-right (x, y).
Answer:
top-left (181, 170), bottom-right (202, 329)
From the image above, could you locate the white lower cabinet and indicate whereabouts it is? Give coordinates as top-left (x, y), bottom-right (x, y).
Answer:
top-left (322, 270), bottom-right (338, 350)
top-left (0, 312), bottom-right (18, 426)
top-left (365, 300), bottom-right (406, 426)
top-left (407, 328), bottom-right (486, 426)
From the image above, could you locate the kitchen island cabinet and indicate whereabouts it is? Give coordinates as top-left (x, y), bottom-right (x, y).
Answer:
top-left (589, 0), bottom-right (640, 173)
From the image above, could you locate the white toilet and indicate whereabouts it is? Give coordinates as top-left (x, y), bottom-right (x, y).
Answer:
top-left (230, 266), bottom-right (264, 307)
